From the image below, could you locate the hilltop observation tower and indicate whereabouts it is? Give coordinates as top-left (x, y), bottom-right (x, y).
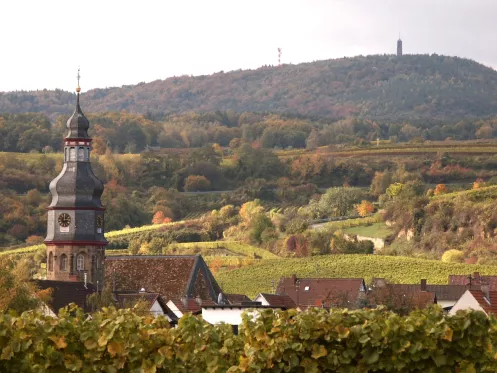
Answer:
top-left (397, 36), bottom-right (403, 57)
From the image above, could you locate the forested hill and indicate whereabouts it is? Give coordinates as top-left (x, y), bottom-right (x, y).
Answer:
top-left (1, 54), bottom-right (497, 121)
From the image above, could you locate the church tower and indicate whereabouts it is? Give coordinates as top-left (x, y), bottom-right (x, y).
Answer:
top-left (397, 37), bottom-right (403, 56)
top-left (45, 70), bottom-right (107, 287)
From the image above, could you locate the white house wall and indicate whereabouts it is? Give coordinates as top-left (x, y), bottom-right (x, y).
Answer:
top-left (449, 290), bottom-right (486, 315)
top-left (150, 300), bottom-right (164, 317)
top-left (254, 294), bottom-right (269, 306)
top-left (166, 300), bottom-right (183, 318)
top-left (202, 308), bottom-right (246, 325)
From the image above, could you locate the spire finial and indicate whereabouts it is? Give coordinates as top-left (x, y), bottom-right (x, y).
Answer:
top-left (76, 67), bottom-right (81, 93)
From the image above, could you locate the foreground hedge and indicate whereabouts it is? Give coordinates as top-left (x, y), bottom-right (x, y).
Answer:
top-left (1, 306), bottom-right (497, 372)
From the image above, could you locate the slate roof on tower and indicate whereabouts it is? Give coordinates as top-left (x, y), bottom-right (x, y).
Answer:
top-left (104, 255), bottom-right (222, 302)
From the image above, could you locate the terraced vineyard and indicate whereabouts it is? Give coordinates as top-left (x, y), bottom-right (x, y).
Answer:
top-left (215, 254), bottom-right (497, 298)
top-left (105, 241), bottom-right (279, 260)
top-left (276, 143), bottom-right (497, 159)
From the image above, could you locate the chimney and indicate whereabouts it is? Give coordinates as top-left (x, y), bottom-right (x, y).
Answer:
top-left (291, 274), bottom-right (297, 285)
top-left (372, 278), bottom-right (386, 288)
top-left (474, 272), bottom-right (480, 280)
top-left (195, 295), bottom-right (202, 306)
top-left (420, 279), bottom-right (427, 292)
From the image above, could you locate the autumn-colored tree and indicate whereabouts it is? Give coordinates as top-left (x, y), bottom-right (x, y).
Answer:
top-left (25, 235), bottom-right (44, 245)
top-left (0, 257), bottom-right (40, 313)
top-left (92, 136), bottom-right (107, 155)
top-left (239, 200), bottom-right (264, 227)
top-left (183, 175), bottom-right (211, 192)
top-left (152, 211), bottom-right (172, 225)
top-left (473, 178), bottom-right (486, 190)
top-left (355, 200), bottom-right (375, 217)
top-left (370, 171), bottom-right (393, 197)
top-left (434, 183), bottom-right (448, 195)
top-left (208, 257), bottom-right (224, 275)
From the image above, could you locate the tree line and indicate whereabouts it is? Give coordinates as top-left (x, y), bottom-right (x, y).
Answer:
top-left (5, 111), bottom-right (497, 155)
top-left (2, 54), bottom-right (497, 121)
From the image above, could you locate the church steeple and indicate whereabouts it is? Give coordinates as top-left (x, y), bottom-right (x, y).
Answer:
top-left (66, 68), bottom-right (90, 139)
top-left (45, 70), bottom-right (107, 286)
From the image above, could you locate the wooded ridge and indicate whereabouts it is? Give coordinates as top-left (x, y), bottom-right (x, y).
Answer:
top-left (1, 54), bottom-right (497, 121)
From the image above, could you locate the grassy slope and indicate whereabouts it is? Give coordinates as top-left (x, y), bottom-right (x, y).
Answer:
top-left (343, 223), bottom-right (393, 239)
top-left (215, 254), bottom-right (497, 298)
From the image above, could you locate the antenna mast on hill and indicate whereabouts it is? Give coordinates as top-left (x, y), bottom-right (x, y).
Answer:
top-left (278, 48), bottom-right (282, 66)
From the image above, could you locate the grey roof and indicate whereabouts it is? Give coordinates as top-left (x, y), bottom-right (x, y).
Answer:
top-left (48, 162), bottom-right (104, 209)
top-left (66, 94), bottom-right (90, 139)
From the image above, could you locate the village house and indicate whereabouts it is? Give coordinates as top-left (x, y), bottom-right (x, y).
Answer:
top-left (276, 275), bottom-right (367, 309)
top-left (449, 285), bottom-right (497, 316)
top-left (449, 272), bottom-right (497, 290)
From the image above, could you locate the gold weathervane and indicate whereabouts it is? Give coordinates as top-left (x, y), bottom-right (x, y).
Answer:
top-left (76, 67), bottom-right (81, 93)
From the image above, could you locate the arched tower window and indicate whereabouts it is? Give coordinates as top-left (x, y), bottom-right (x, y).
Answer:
top-left (48, 252), bottom-right (53, 271)
top-left (78, 147), bottom-right (85, 161)
top-left (69, 147), bottom-right (76, 161)
top-left (60, 254), bottom-right (68, 271)
top-left (77, 254), bottom-right (85, 271)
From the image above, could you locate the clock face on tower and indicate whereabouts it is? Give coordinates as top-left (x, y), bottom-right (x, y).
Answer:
top-left (58, 213), bottom-right (71, 227)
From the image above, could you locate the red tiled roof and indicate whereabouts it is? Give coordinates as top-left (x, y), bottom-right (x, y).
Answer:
top-left (115, 292), bottom-right (160, 310)
top-left (226, 293), bottom-right (251, 305)
top-left (426, 285), bottom-right (466, 301)
top-left (105, 255), bottom-right (222, 302)
top-left (258, 293), bottom-right (296, 308)
top-left (369, 284), bottom-right (436, 309)
top-left (34, 280), bottom-right (96, 313)
top-left (276, 276), bottom-right (366, 308)
top-left (449, 273), bottom-right (497, 291)
top-left (469, 290), bottom-right (497, 315)
top-left (168, 298), bottom-right (202, 314)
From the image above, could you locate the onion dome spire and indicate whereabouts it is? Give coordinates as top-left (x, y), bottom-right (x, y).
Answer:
top-left (66, 67), bottom-right (90, 139)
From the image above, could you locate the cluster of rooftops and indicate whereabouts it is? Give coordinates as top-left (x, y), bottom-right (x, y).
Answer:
top-left (35, 255), bottom-right (497, 326)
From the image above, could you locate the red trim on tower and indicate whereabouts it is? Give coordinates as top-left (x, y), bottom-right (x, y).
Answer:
top-left (44, 240), bottom-right (108, 246)
top-left (47, 207), bottom-right (106, 211)
top-left (64, 138), bottom-right (93, 142)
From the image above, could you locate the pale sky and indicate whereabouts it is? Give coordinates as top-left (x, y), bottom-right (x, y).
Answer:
top-left (0, 0), bottom-right (495, 92)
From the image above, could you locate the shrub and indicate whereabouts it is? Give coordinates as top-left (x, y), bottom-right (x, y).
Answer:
top-left (434, 183), bottom-right (448, 195)
top-left (355, 200), bottom-right (375, 217)
top-left (184, 175), bottom-right (211, 192)
top-left (442, 249), bottom-right (465, 263)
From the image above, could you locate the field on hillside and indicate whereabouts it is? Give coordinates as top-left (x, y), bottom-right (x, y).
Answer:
top-left (276, 144), bottom-right (497, 159)
top-left (343, 222), bottom-right (393, 239)
top-left (215, 255), bottom-right (497, 298)
top-left (105, 241), bottom-right (279, 260)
